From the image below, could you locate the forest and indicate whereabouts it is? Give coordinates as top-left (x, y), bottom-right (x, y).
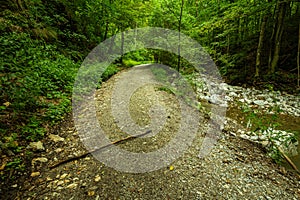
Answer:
top-left (0, 0), bottom-right (300, 198)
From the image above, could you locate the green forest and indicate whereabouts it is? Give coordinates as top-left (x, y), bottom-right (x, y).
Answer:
top-left (1, 0), bottom-right (300, 198)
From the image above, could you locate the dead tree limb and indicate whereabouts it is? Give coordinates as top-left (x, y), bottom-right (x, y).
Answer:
top-left (49, 130), bottom-right (152, 169)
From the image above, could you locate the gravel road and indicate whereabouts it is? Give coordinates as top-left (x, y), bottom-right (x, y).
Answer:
top-left (7, 65), bottom-right (300, 199)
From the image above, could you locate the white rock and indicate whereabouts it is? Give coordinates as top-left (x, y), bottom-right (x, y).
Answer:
top-left (94, 175), bottom-right (101, 182)
top-left (240, 134), bottom-right (249, 139)
top-left (266, 98), bottom-right (273, 102)
top-left (225, 96), bottom-right (231, 101)
top-left (57, 180), bottom-right (64, 186)
top-left (49, 134), bottom-right (65, 142)
top-left (229, 92), bottom-right (238, 97)
top-left (28, 141), bottom-right (45, 151)
top-left (31, 172), bottom-right (41, 177)
top-left (250, 136), bottom-right (259, 141)
top-left (66, 183), bottom-right (78, 189)
top-left (33, 157), bottom-right (48, 163)
top-left (261, 141), bottom-right (269, 147)
top-left (54, 148), bottom-right (63, 153)
top-left (60, 173), bottom-right (68, 179)
top-left (253, 100), bottom-right (265, 106)
top-left (245, 99), bottom-right (252, 104)
top-left (32, 157), bottom-right (48, 166)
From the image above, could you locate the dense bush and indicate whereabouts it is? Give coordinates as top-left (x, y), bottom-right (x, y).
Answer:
top-left (0, 31), bottom-right (79, 150)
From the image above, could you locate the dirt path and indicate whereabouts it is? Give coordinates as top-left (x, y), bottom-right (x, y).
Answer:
top-left (5, 65), bottom-right (300, 199)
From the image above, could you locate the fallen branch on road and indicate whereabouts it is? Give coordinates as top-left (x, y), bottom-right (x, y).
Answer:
top-left (49, 130), bottom-right (152, 170)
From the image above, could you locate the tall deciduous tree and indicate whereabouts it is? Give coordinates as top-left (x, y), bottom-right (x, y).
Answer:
top-left (177, 0), bottom-right (184, 71)
top-left (255, 16), bottom-right (268, 78)
top-left (269, 0), bottom-right (288, 74)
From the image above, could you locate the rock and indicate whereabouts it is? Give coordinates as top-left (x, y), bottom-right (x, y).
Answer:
top-left (266, 97), bottom-right (273, 102)
top-left (28, 141), bottom-right (45, 151)
top-left (94, 175), bottom-right (101, 182)
top-left (245, 99), bottom-right (252, 104)
top-left (88, 190), bottom-right (95, 196)
top-left (250, 136), bottom-right (259, 141)
top-left (253, 100), bottom-right (265, 106)
top-left (229, 92), bottom-right (238, 97)
top-left (89, 186), bottom-right (98, 190)
top-left (49, 134), bottom-right (65, 142)
top-left (54, 148), bottom-right (63, 153)
top-left (220, 83), bottom-right (228, 90)
top-left (33, 157), bottom-right (48, 163)
top-left (31, 172), bottom-right (41, 177)
top-left (66, 183), bottom-right (78, 189)
top-left (32, 157), bottom-right (48, 167)
top-left (57, 180), bottom-right (64, 186)
top-left (60, 173), bottom-right (68, 179)
top-left (261, 141), bottom-right (269, 147)
top-left (209, 94), bottom-right (223, 105)
top-left (225, 96), bottom-right (231, 101)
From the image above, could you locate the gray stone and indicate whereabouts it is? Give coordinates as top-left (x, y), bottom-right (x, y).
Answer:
top-left (49, 134), bottom-right (65, 142)
top-left (28, 141), bottom-right (45, 151)
top-left (253, 100), bottom-right (265, 106)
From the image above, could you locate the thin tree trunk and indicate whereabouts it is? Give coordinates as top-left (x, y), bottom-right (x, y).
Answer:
top-left (238, 18), bottom-right (242, 43)
top-left (227, 34), bottom-right (230, 54)
top-left (255, 16), bottom-right (267, 77)
top-left (270, 1), bottom-right (287, 74)
top-left (104, 21), bottom-right (109, 41)
top-left (195, 0), bottom-right (199, 18)
top-left (177, 0), bottom-right (184, 72)
top-left (297, 23), bottom-right (300, 88)
top-left (109, 34), bottom-right (116, 55)
top-left (268, 1), bottom-right (279, 70)
top-left (16, 0), bottom-right (26, 10)
top-left (120, 31), bottom-right (124, 64)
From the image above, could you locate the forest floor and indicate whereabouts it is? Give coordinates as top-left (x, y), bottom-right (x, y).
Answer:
top-left (2, 65), bottom-right (300, 199)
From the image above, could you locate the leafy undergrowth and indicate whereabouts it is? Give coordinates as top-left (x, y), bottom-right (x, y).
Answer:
top-left (0, 31), bottom-right (79, 180)
top-left (0, 32), bottom-right (124, 184)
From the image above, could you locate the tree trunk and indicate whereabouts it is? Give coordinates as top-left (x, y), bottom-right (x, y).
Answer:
top-left (255, 16), bottom-right (267, 77)
top-left (120, 31), bottom-right (124, 64)
top-left (297, 23), bottom-right (300, 87)
top-left (195, 0), bottom-right (199, 18)
top-left (268, 1), bottom-right (279, 70)
top-left (227, 34), bottom-right (230, 54)
top-left (270, 1), bottom-right (287, 74)
top-left (104, 21), bottom-right (109, 41)
top-left (177, 0), bottom-right (184, 72)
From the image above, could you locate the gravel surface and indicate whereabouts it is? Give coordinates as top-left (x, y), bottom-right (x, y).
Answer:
top-left (4, 65), bottom-right (300, 199)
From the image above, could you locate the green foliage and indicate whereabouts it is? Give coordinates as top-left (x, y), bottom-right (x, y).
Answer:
top-left (241, 104), bottom-right (282, 131)
top-left (44, 97), bottom-right (71, 124)
top-left (0, 30), bottom-right (79, 163)
top-left (2, 133), bottom-right (22, 153)
top-left (5, 158), bottom-right (25, 171)
top-left (121, 50), bottom-right (153, 68)
top-left (241, 104), bottom-right (298, 163)
top-left (122, 59), bottom-right (142, 68)
top-left (100, 65), bottom-right (120, 83)
top-left (157, 86), bottom-right (174, 94)
top-left (21, 117), bottom-right (45, 141)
